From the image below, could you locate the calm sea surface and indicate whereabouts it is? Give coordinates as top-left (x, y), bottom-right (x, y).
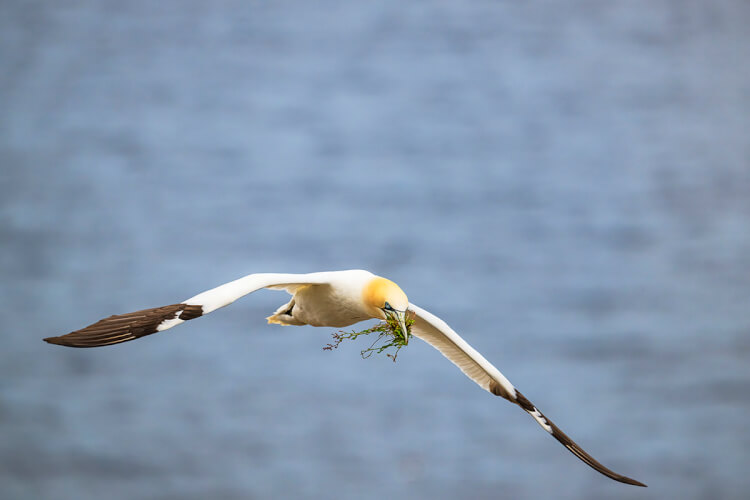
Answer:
top-left (2, 1), bottom-right (749, 499)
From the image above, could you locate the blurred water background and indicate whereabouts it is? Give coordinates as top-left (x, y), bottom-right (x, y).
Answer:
top-left (2, 1), bottom-right (749, 499)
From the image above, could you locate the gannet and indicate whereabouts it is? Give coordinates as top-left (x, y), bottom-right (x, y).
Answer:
top-left (44, 269), bottom-right (645, 486)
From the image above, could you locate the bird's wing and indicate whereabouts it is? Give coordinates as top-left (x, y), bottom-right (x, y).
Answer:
top-left (408, 303), bottom-right (646, 487)
top-left (44, 273), bottom-right (335, 348)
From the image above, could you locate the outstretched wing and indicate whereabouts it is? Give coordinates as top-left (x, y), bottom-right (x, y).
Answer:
top-left (44, 272), bottom-right (335, 348)
top-left (408, 303), bottom-right (646, 487)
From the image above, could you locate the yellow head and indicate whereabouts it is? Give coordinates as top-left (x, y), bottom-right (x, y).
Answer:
top-left (362, 277), bottom-right (410, 344)
top-left (363, 277), bottom-right (409, 315)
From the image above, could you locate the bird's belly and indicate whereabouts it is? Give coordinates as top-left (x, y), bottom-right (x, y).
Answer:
top-left (292, 287), bottom-right (369, 328)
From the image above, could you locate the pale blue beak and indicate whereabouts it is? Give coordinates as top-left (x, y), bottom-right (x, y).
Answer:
top-left (387, 309), bottom-right (409, 345)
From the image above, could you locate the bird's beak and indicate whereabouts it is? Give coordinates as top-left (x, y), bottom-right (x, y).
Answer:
top-left (394, 309), bottom-right (409, 345)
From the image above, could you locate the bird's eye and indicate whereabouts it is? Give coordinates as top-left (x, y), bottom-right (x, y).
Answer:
top-left (384, 302), bottom-right (394, 311)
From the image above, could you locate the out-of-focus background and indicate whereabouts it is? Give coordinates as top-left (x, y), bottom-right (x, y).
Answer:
top-left (2, 1), bottom-right (749, 499)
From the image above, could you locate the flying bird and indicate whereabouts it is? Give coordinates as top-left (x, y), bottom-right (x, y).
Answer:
top-left (44, 269), bottom-right (645, 487)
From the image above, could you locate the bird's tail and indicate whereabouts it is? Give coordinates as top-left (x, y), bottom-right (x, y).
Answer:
top-left (266, 299), bottom-right (304, 326)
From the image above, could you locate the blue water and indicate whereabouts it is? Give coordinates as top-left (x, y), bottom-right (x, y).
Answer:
top-left (2, 1), bottom-right (749, 498)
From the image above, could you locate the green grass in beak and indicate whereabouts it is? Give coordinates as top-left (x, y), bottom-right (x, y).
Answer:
top-left (323, 313), bottom-right (415, 362)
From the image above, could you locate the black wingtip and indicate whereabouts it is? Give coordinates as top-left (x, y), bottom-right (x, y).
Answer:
top-left (43, 303), bottom-right (203, 348)
top-left (42, 333), bottom-right (128, 348)
top-left (552, 419), bottom-right (647, 487)
top-left (620, 477), bottom-right (647, 487)
top-left (551, 419), bottom-right (647, 487)
top-left (513, 390), bottom-right (646, 487)
top-left (603, 471), bottom-right (647, 487)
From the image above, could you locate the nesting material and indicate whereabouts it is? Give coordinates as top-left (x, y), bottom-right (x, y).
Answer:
top-left (323, 313), bottom-right (415, 362)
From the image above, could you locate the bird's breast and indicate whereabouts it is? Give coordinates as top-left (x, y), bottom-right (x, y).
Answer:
top-left (291, 284), bottom-right (370, 328)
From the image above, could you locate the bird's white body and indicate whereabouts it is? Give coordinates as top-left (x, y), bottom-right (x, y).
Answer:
top-left (44, 269), bottom-right (645, 487)
top-left (264, 270), bottom-right (376, 327)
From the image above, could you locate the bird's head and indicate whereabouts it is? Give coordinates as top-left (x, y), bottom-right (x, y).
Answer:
top-left (363, 276), bottom-right (410, 344)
